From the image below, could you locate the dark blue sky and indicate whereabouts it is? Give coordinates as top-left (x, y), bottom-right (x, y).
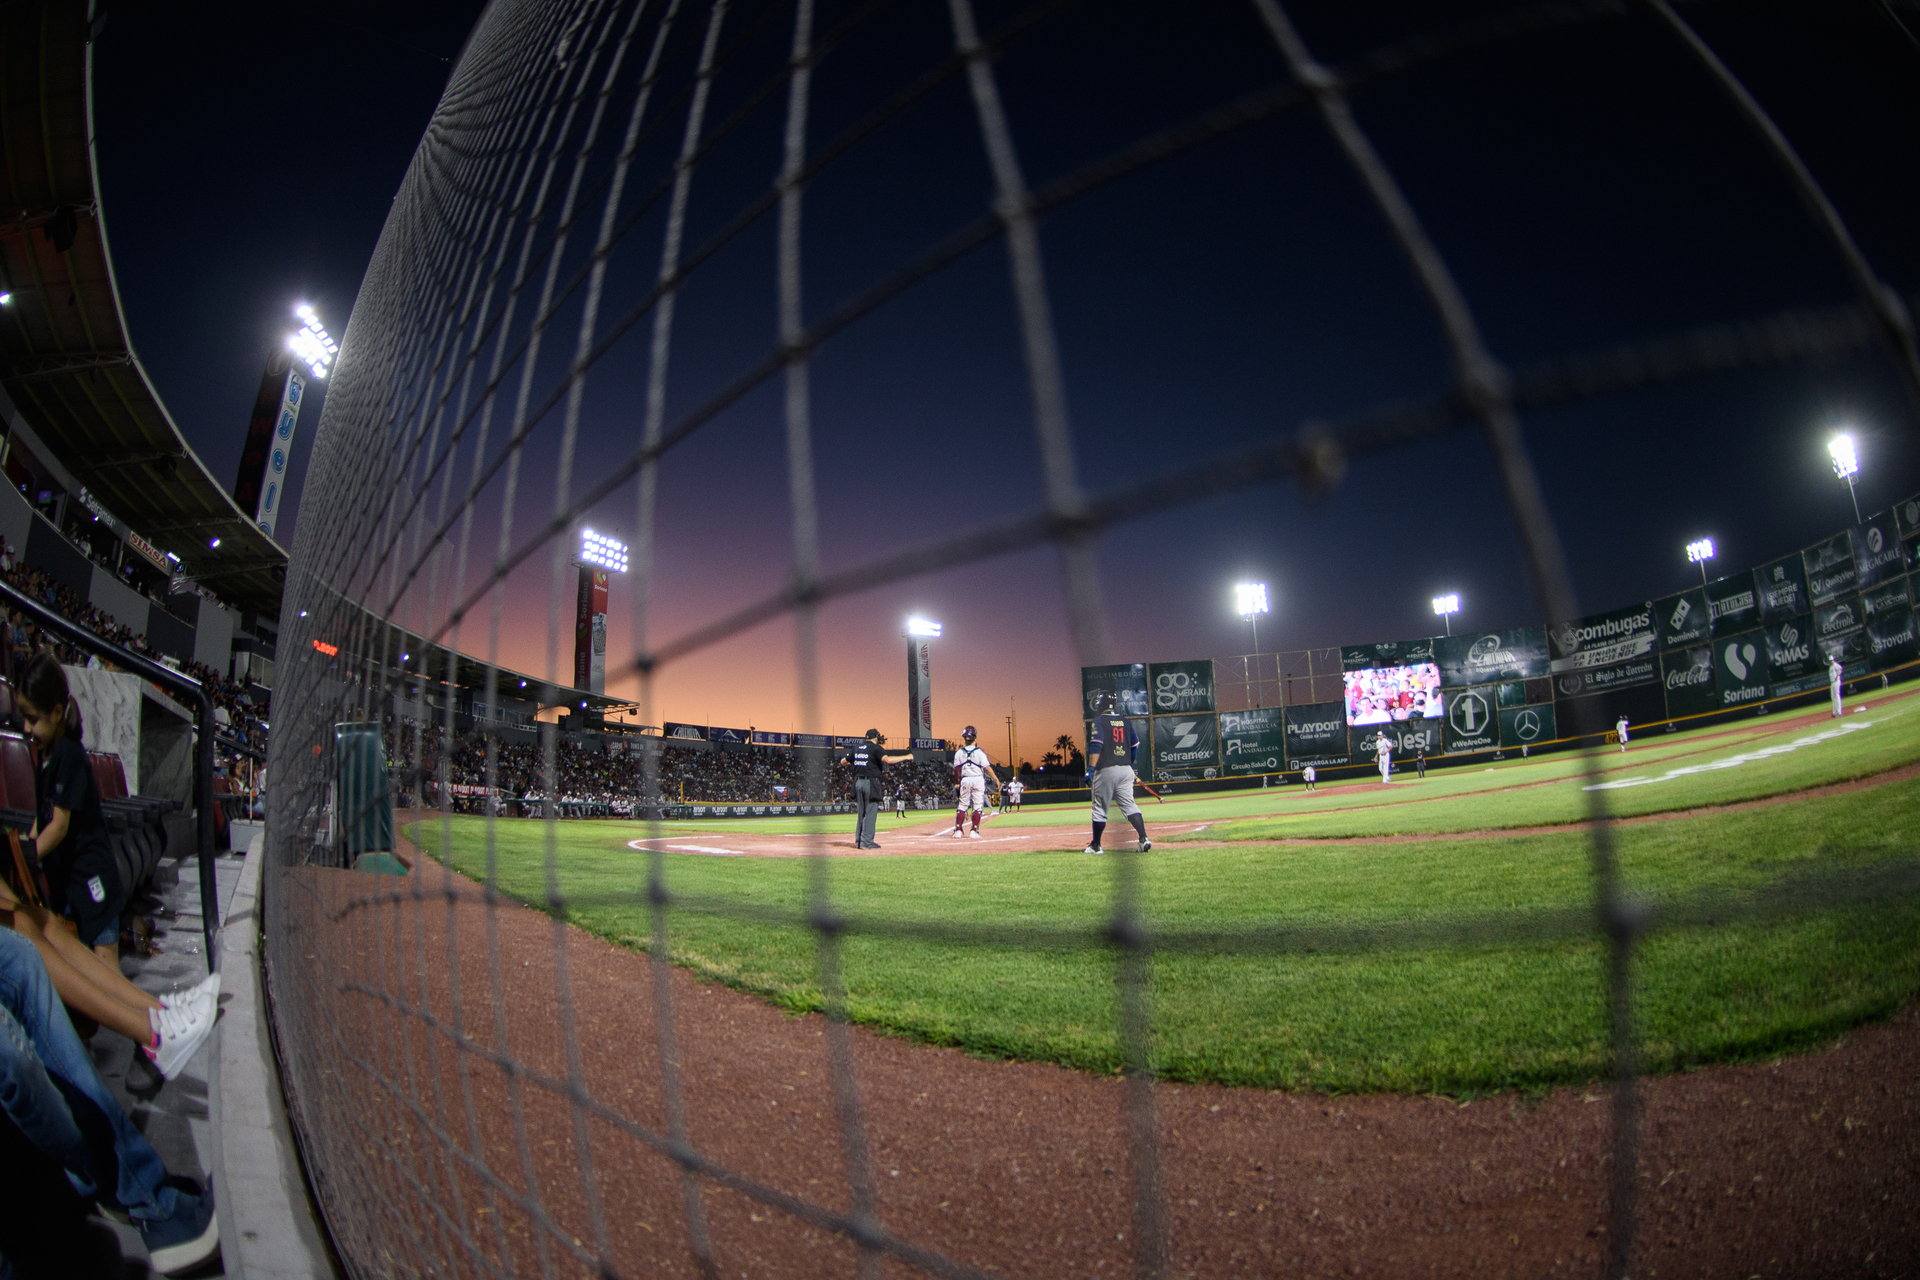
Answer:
top-left (91, 1), bottom-right (1920, 751)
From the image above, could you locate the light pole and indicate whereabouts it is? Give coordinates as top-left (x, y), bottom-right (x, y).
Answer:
top-left (1235, 582), bottom-right (1269, 708)
top-left (905, 616), bottom-right (941, 743)
top-left (573, 529), bottom-right (627, 695)
top-left (1686, 537), bottom-right (1715, 588)
top-left (1432, 593), bottom-right (1460, 636)
top-left (1829, 432), bottom-right (1862, 524)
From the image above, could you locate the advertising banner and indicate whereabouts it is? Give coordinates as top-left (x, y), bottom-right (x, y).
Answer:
top-left (1553, 656), bottom-right (1658, 699)
top-left (1761, 615), bottom-right (1824, 697)
top-left (910, 738), bottom-right (948, 751)
top-left (908, 639), bottom-right (933, 741)
top-left (1499, 702), bottom-right (1556, 749)
top-left (1817, 627), bottom-right (1868, 679)
top-left (709, 726), bottom-right (750, 744)
top-left (1150, 714), bottom-right (1221, 781)
top-left (1867, 607), bottom-right (1920, 671)
top-left (1712, 629), bottom-right (1770, 708)
top-left (1854, 512), bottom-right (1905, 588)
top-left (1549, 601), bottom-right (1658, 673)
top-left (1281, 701), bottom-right (1350, 770)
top-left (792, 733), bottom-right (831, 749)
top-left (1813, 595), bottom-right (1864, 644)
top-left (1861, 577), bottom-right (1910, 621)
top-left (1341, 663), bottom-right (1444, 725)
top-left (1752, 555), bottom-right (1810, 621)
top-left (1441, 686), bottom-right (1499, 753)
top-left (1432, 626), bottom-right (1550, 687)
top-left (1654, 588), bottom-right (1712, 649)
top-left (1218, 707), bottom-right (1287, 777)
top-left (1898, 492), bottom-right (1920, 540)
top-left (833, 736), bottom-right (868, 749)
top-left (663, 722), bottom-right (708, 741)
top-left (1148, 660), bottom-right (1217, 715)
top-left (1705, 574), bottom-right (1759, 633)
top-left (1495, 681), bottom-right (1530, 708)
top-left (1351, 719), bottom-right (1439, 764)
top-left (1341, 638), bottom-right (1436, 671)
top-left (1908, 535), bottom-right (1920, 575)
top-left (1661, 645), bottom-right (1718, 718)
top-left (1081, 664), bottom-right (1150, 718)
top-left (750, 730), bottom-right (791, 746)
top-left (1804, 532), bottom-right (1856, 605)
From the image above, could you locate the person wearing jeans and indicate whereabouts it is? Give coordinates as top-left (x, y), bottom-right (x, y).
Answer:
top-left (0, 930), bottom-right (218, 1274)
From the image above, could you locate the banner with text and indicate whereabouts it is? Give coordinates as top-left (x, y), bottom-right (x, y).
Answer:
top-left (1549, 601), bottom-right (1658, 673)
top-left (1753, 554), bottom-right (1810, 620)
top-left (1282, 701), bottom-right (1351, 770)
top-left (1341, 637), bottom-right (1437, 671)
top-left (1705, 574), bottom-right (1759, 633)
top-left (1713, 629), bottom-right (1770, 707)
top-left (1150, 714), bottom-right (1221, 781)
top-left (1761, 615), bottom-right (1823, 697)
top-left (1654, 587), bottom-right (1712, 649)
top-left (1218, 707), bottom-right (1287, 776)
top-left (1854, 512), bottom-right (1904, 589)
top-left (1862, 577), bottom-right (1911, 622)
top-left (1500, 702), bottom-right (1556, 749)
top-left (1441, 686), bottom-right (1500, 753)
top-left (1804, 532), bottom-right (1856, 605)
top-left (1081, 664), bottom-right (1150, 718)
top-left (1661, 645), bottom-right (1718, 717)
top-left (1432, 626), bottom-right (1550, 687)
top-left (1867, 607), bottom-right (1919, 671)
top-left (1147, 660), bottom-right (1217, 715)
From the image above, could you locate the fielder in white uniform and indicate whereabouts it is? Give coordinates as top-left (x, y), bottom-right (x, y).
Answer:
top-left (1301, 764), bottom-right (1316, 792)
top-left (1375, 732), bottom-right (1392, 783)
top-left (949, 726), bottom-right (999, 838)
top-left (1006, 778), bottom-right (1025, 811)
top-left (1616, 715), bottom-right (1629, 753)
top-left (1829, 654), bottom-right (1845, 717)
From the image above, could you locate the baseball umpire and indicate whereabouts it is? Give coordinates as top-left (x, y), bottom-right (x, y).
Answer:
top-left (842, 730), bottom-right (911, 849)
top-left (1083, 692), bottom-right (1150, 856)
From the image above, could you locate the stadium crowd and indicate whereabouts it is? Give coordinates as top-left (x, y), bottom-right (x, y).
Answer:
top-left (387, 720), bottom-right (963, 812)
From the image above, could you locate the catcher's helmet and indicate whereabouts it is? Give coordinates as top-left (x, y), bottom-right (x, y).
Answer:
top-left (962, 725), bottom-right (977, 743)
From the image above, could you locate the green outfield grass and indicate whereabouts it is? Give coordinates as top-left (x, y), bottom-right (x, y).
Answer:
top-left (404, 717), bottom-right (1920, 1093)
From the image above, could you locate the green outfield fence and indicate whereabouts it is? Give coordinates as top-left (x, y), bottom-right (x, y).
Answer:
top-left (264, 3), bottom-right (1920, 1278)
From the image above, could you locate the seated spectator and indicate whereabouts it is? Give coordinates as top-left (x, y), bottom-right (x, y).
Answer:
top-left (0, 930), bottom-right (220, 1274)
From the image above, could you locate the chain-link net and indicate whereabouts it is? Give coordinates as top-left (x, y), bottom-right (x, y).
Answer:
top-left (263, 1), bottom-right (1920, 1276)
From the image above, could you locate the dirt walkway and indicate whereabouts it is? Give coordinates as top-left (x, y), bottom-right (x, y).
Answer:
top-left (276, 852), bottom-right (1919, 1280)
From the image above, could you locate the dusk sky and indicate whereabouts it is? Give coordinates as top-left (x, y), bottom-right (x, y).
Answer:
top-left (92, 1), bottom-right (1920, 758)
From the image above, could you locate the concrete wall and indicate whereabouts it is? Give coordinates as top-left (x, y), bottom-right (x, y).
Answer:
top-left (145, 606), bottom-right (195, 664)
top-left (194, 603), bottom-right (236, 673)
top-left (25, 516), bottom-right (90, 599)
top-left (0, 474), bottom-right (31, 556)
top-left (88, 564), bottom-right (151, 635)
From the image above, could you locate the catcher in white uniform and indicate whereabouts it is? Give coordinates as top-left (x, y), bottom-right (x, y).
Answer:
top-left (948, 726), bottom-right (1001, 838)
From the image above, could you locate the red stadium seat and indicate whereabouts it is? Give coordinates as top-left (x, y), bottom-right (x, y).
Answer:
top-left (94, 753), bottom-right (129, 799)
top-left (0, 732), bottom-right (34, 813)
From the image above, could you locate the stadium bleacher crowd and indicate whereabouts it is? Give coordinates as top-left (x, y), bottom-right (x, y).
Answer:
top-left (388, 720), bottom-right (964, 813)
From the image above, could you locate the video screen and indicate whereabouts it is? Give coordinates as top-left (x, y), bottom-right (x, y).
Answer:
top-left (1343, 663), bottom-right (1443, 725)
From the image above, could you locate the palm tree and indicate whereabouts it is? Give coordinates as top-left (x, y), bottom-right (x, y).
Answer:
top-left (1054, 733), bottom-right (1076, 756)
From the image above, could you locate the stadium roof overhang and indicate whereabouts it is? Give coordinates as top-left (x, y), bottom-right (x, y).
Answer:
top-left (0, 2), bottom-right (287, 618)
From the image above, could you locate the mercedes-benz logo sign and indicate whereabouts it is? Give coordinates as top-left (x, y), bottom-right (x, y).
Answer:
top-left (1513, 708), bottom-right (1542, 741)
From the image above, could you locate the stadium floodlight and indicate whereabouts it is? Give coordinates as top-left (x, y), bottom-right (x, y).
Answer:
top-left (288, 303), bottom-right (339, 381)
top-left (905, 616), bottom-right (943, 637)
top-left (209, 537), bottom-right (220, 548)
top-left (0, 292), bottom-right (10, 305)
top-left (1686, 537), bottom-right (1715, 586)
top-left (1234, 582), bottom-right (1269, 618)
top-left (1828, 431), bottom-right (1862, 523)
top-left (1432, 592), bottom-right (1460, 635)
top-left (576, 527), bottom-right (628, 572)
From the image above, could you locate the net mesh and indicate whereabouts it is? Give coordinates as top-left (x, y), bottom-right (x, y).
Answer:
top-left (262, 2), bottom-right (1920, 1276)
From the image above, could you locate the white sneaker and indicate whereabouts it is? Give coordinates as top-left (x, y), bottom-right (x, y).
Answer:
top-left (966, 829), bottom-right (981, 839)
top-left (160, 972), bottom-right (220, 1015)
top-left (148, 1002), bottom-right (217, 1080)
top-left (1082, 844), bottom-right (1103, 856)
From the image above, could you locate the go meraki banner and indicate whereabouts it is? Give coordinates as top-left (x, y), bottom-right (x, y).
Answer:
top-left (1853, 512), bottom-right (1904, 588)
top-left (1661, 645), bottom-right (1718, 718)
top-left (1549, 602), bottom-right (1657, 672)
top-left (1654, 588), bottom-right (1711, 649)
top-left (1432, 626), bottom-right (1549, 687)
top-left (1218, 707), bottom-right (1285, 776)
top-left (1804, 532), bottom-right (1857, 605)
top-left (1280, 701), bottom-right (1350, 770)
top-left (1713, 629), bottom-right (1770, 708)
top-left (1147, 660), bottom-right (1216, 715)
top-left (1753, 554), bottom-right (1810, 620)
top-left (1705, 573), bottom-right (1760, 633)
top-left (1341, 638), bottom-right (1437, 672)
top-left (1761, 615), bottom-right (1823, 697)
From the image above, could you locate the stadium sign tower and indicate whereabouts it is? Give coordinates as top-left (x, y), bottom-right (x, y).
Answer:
top-left (573, 530), bottom-right (627, 694)
top-left (905, 616), bottom-right (940, 744)
top-left (234, 303), bottom-right (335, 539)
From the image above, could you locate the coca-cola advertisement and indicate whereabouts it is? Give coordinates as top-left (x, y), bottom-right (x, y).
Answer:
top-left (1660, 645), bottom-right (1718, 718)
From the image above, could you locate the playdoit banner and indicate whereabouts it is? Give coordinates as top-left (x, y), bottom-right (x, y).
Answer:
top-left (1432, 626), bottom-right (1549, 687)
top-left (1147, 660), bottom-right (1216, 715)
top-left (1281, 701), bottom-right (1350, 770)
top-left (1218, 707), bottom-right (1286, 776)
top-left (1150, 714), bottom-right (1221, 781)
top-left (1081, 664), bottom-right (1150, 718)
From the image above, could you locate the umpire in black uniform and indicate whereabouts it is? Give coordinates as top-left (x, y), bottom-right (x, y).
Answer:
top-left (843, 729), bottom-right (912, 849)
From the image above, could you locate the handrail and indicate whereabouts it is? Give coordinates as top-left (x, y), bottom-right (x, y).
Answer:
top-left (0, 579), bottom-right (220, 967)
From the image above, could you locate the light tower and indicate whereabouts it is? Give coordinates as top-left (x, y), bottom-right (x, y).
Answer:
top-left (1686, 537), bottom-right (1715, 588)
top-left (234, 303), bottom-right (336, 539)
top-left (1829, 432), bottom-right (1862, 524)
top-left (1432, 592), bottom-right (1460, 636)
top-left (1235, 582), bottom-right (1269, 708)
top-left (573, 529), bottom-right (627, 694)
top-left (906, 616), bottom-right (941, 742)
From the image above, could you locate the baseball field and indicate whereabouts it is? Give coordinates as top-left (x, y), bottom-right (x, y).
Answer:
top-left (403, 692), bottom-right (1920, 1096)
